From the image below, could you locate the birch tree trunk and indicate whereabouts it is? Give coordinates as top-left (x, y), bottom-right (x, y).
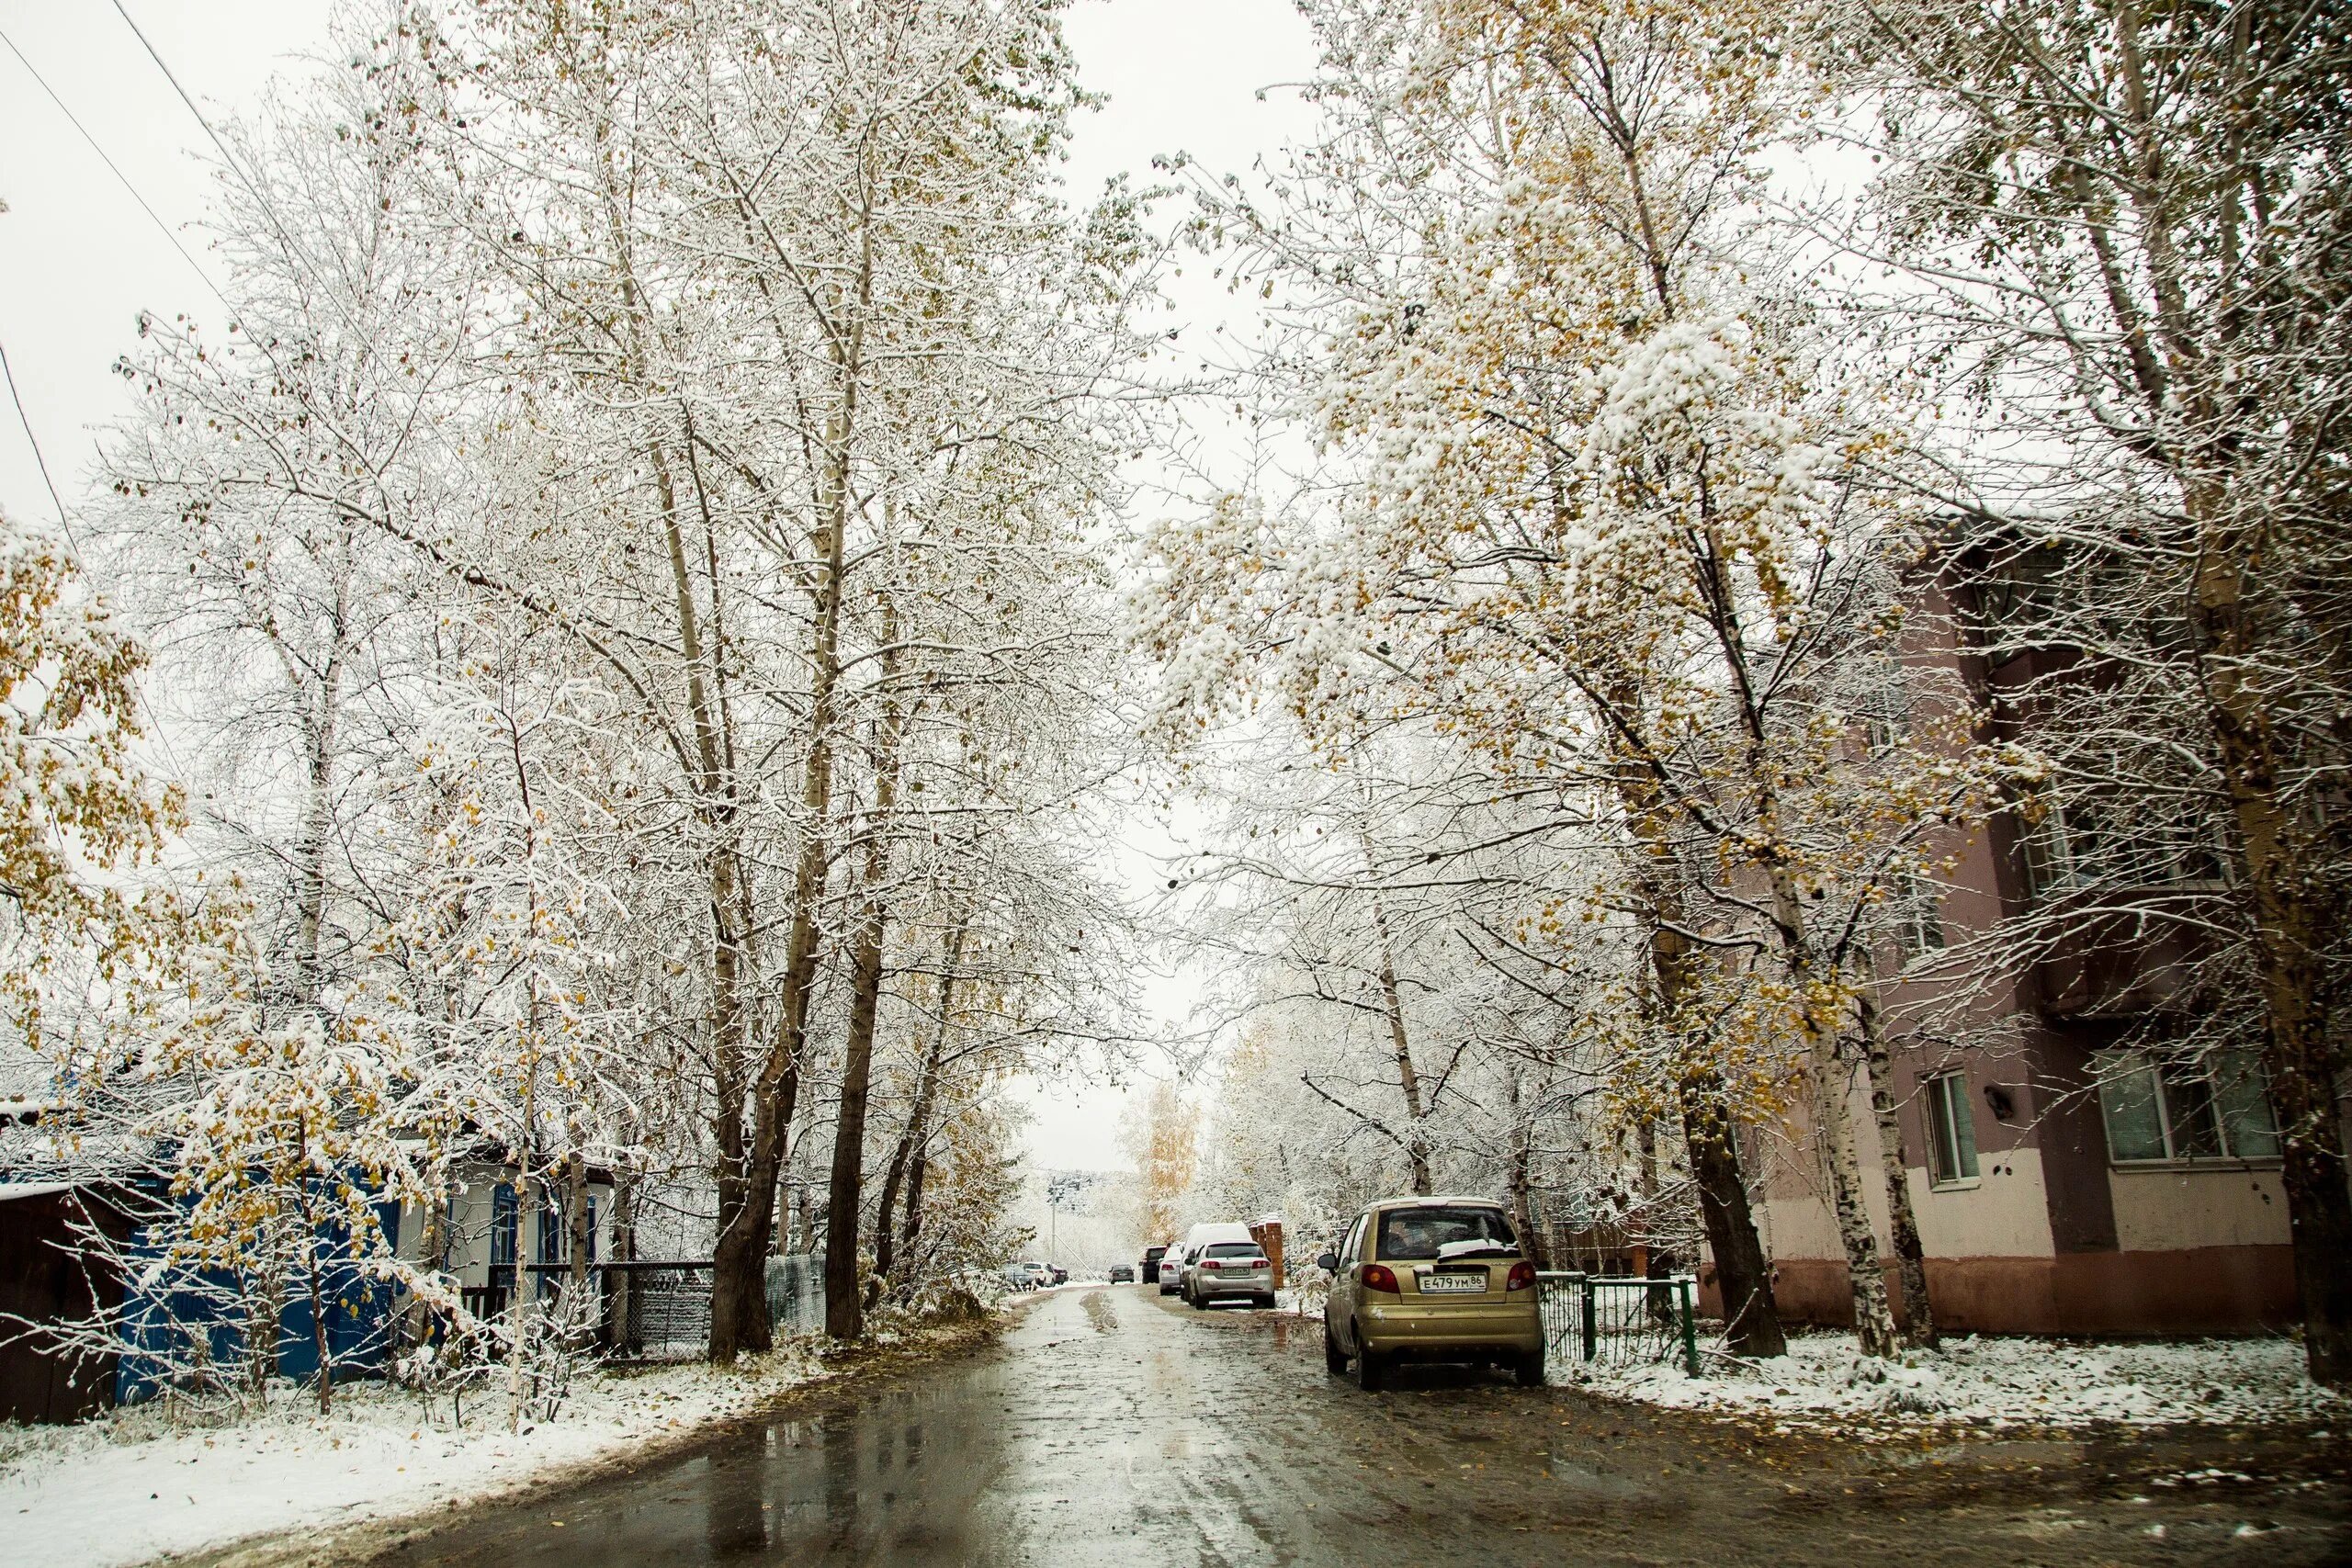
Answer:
top-left (1369, 897), bottom-right (1433, 1193)
top-left (610, 1178), bottom-right (636, 1358)
top-left (565, 1150), bottom-right (591, 1348)
top-left (1856, 987), bottom-right (1936, 1348)
top-left (1502, 1059), bottom-right (1541, 1268)
top-left (1764, 864), bottom-right (1898, 1359)
top-left (505, 1154), bottom-right (536, 1433)
top-left (288, 612), bottom-right (345, 1023)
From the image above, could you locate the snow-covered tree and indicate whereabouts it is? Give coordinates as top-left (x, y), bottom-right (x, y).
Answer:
top-left (1821, 0), bottom-right (2352, 1384)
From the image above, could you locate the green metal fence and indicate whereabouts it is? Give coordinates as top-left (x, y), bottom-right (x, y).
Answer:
top-left (1537, 1271), bottom-right (1700, 1376)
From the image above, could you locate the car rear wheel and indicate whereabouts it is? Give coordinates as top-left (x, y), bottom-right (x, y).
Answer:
top-left (1353, 1333), bottom-right (1387, 1392)
top-left (1513, 1349), bottom-right (1545, 1388)
top-left (1323, 1323), bottom-right (1347, 1376)
top-left (1191, 1288), bottom-right (1208, 1310)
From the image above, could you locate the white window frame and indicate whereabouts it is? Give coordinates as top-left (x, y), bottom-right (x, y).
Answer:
top-left (1923, 1072), bottom-right (1980, 1190)
top-left (2095, 1050), bottom-right (2281, 1168)
top-left (2023, 801), bottom-right (2232, 907)
top-left (1892, 872), bottom-right (1945, 960)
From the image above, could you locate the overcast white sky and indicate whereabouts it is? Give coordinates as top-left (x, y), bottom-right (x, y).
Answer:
top-left (0, 0), bottom-right (1321, 1176)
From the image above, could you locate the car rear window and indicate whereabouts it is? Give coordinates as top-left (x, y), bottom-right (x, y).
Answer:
top-left (1375, 1207), bottom-right (1517, 1261)
top-left (1204, 1243), bottom-right (1261, 1258)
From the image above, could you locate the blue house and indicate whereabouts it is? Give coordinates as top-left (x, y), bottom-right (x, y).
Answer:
top-left (113, 1187), bottom-right (405, 1406)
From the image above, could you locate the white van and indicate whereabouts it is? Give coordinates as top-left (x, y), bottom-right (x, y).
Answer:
top-left (1174, 1221), bottom-right (1272, 1309)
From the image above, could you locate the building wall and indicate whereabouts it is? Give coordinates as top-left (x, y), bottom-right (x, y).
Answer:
top-left (1752, 1047), bottom-right (2301, 1337)
top-left (1761, 1251), bottom-right (2299, 1337)
top-left (1728, 581), bottom-right (2312, 1338)
top-left (397, 1162), bottom-right (614, 1287)
top-left (2109, 1167), bottom-right (2290, 1253)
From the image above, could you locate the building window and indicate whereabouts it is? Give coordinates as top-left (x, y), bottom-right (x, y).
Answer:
top-left (1892, 872), bottom-right (1945, 959)
top-left (2097, 1050), bottom-right (2280, 1165)
top-left (2020, 799), bottom-right (2229, 906)
top-left (491, 1184), bottom-right (518, 1269)
top-left (1925, 1073), bottom-right (1980, 1187)
top-left (537, 1180), bottom-right (566, 1267)
top-left (1966, 547), bottom-right (2065, 669)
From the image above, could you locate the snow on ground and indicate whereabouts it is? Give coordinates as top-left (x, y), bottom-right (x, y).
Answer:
top-left (0, 1345), bottom-right (834, 1568)
top-left (1565, 1330), bottom-right (2344, 1433)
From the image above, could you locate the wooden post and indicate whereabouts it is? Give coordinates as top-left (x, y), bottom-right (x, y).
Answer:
top-left (1250, 1218), bottom-right (1285, 1291)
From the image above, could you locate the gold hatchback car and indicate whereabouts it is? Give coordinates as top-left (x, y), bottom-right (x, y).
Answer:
top-left (1317, 1196), bottom-right (1544, 1392)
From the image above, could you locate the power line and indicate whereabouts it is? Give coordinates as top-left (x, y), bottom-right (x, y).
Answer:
top-left (0, 337), bottom-right (77, 552)
top-left (108, 0), bottom-right (248, 179)
top-left (0, 23), bottom-right (232, 316)
top-left (0, 17), bottom-right (214, 792)
top-left (3, 320), bottom-right (194, 786)
top-left (110, 0), bottom-right (312, 290)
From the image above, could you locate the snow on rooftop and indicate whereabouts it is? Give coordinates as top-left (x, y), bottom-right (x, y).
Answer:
top-left (0, 1180), bottom-right (75, 1202)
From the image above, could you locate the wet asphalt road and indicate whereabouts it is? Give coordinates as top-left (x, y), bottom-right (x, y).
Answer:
top-left (379, 1285), bottom-right (2352, 1567)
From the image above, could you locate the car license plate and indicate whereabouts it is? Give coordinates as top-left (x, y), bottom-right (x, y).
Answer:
top-left (1419, 1272), bottom-right (1485, 1293)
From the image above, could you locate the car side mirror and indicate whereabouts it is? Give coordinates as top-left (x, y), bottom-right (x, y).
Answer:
top-left (1316, 1252), bottom-right (1340, 1272)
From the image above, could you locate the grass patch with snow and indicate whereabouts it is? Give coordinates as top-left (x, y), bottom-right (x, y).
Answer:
top-left (1561, 1331), bottom-right (2342, 1434)
top-left (0, 1342), bottom-right (842, 1568)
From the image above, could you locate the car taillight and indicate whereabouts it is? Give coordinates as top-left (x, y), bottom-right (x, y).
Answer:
top-left (1507, 1260), bottom-right (1536, 1292)
top-left (1249, 1258), bottom-right (1271, 1269)
top-left (1361, 1263), bottom-right (1400, 1294)
top-left (1201, 1259), bottom-right (1222, 1271)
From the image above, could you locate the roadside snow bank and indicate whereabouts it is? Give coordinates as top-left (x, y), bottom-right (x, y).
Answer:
top-left (0, 1346), bottom-right (830, 1568)
top-left (1564, 1331), bottom-right (2342, 1433)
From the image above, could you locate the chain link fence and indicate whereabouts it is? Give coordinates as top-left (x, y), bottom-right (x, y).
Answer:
top-left (1537, 1271), bottom-right (1700, 1376)
top-left (613, 1263), bottom-right (714, 1356)
top-left (594, 1255), bottom-right (829, 1358)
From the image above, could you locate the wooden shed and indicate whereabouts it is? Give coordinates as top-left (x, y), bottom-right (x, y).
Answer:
top-left (0, 1182), bottom-right (134, 1424)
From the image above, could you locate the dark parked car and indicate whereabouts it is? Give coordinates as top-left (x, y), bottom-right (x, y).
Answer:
top-left (1049, 1264), bottom-right (1069, 1286)
top-left (1140, 1245), bottom-right (1168, 1285)
top-left (1109, 1265), bottom-right (1136, 1283)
